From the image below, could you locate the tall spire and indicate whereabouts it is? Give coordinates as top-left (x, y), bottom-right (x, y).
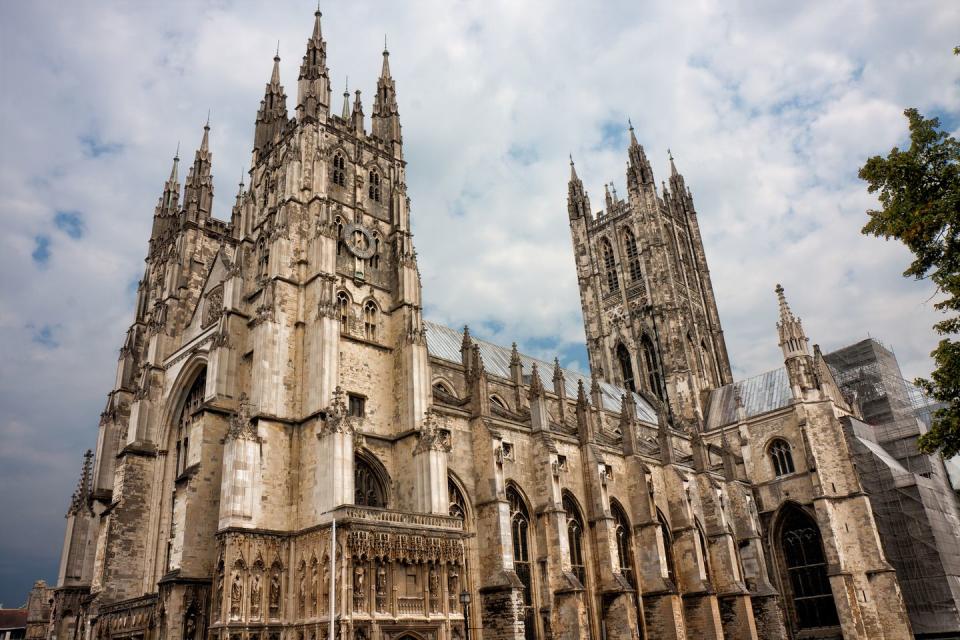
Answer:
top-left (150, 149), bottom-right (182, 254)
top-left (567, 154), bottom-right (590, 220)
top-left (297, 7), bottom-right (331, 118)
top-left (775, 283), bottom-right (818, 398)
top-left (183, 119), bottom-right (214, 222)
top-left (352, 88), bottom-right (364, 134)
top-left (341, 79), bottom-right (350, 120)
top-left (372, 40), bottom-right (401, 146)
top-left (626, 122), bottom-right (654, 190)
top-left (628, 118), bottom-right (639, 147)
top-left (254, 51), bottom-right (289, 152)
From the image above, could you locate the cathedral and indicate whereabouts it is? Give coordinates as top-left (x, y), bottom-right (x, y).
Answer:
top-left (45, 9), bottom-right (933, 640)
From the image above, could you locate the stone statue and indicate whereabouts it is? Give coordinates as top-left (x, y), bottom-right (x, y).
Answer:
top-left (269, 571), bottom-right (281, 616)
top-left (250, 573), bottom-right (262, 617)
top-left (230, 574), bottom-right (242, 619)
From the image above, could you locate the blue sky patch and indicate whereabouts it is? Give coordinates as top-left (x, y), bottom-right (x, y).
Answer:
top-left (31, 325), bottom-right (59, 349)
top-left (79, 134), bottom-right (124, 158)
top-left (598, 119), bottom-right (628, 150)
top-left (507, 143), bottom-right (539, 166)
top-left (32, 235), bottom-right (51, 266)
top-left (54, 211), bottom-right (85, 239)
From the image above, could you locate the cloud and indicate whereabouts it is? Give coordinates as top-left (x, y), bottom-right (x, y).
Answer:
top-left (0, 0), bottom-right (958, 607)
top-left (54, 211), bottom-right (85, 239)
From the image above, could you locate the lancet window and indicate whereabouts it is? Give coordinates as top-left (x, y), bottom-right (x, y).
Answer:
top-left (563, 494), bottom-right (586, 586)
top-left (601, 239), bottom-right (618, 292)
top-left (363, 301), bottom-right (378, 341)
top-left (779, 507), bottom-right (840, 630)
top-left (640, 335), bottom-right (666, 401)
top-left (617, 343), bottom-right (636, 392)
top-left (506, 485), bottom-right (535, 638)
top-left (332, 152), bottom-right (346, 187)
top-left (769, 439), bottom-right (796, 477)
top-left (355, 456), bottom-right (386, 508)
top-left (623, 229), bottom-right (642, 282)
top-left (368, 169), bottom-right (382, 202)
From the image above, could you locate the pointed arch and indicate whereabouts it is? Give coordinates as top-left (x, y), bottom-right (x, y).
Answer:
top-left (363, 299), bottom-right (378, 341)
top-left (600, 237), bottom-right (618, 292)
top-left (505, 482), bottom-right (535, 637)
top-left (335, 216), bottom-right (346, 256)
top-left (336, 290), bottom-right (351, 329)
top-left (622, 227), bottom-right (642, 282)
top-left (368, 168), bottom-right (382, 202)
top-left (656, 508), bottom-right (677, 584)
top-left (332, 150), bottom-right (347, 187)
top-left (695, 518), bottom-right (712, 583)
top-left (772, 503), bottom-right (840, 631)
top-left (640, 334), bottom-right (666, 401)
top-left (447, 472), bottom-right (472, 528)
top-left (354, 450), bottom-right (389, 508)
top-left (768, 438), bottom-right (796, 477)
top-left (562, 491), bottom-right (587, 586)
top-left (616, 342), bottom-right (636, 393)
top-left (611, 500), bottom-right (635, 587)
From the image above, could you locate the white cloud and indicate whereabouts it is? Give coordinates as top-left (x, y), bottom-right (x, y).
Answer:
top-left (0, 0), bottom-right (957, 603)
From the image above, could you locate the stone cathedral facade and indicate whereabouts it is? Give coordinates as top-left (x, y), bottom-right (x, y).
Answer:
top-left (47, 9), bottom-right (920, 640)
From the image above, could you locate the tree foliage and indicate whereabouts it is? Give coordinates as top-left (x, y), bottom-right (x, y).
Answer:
top-left (858, 104), bottom-right (960, 458)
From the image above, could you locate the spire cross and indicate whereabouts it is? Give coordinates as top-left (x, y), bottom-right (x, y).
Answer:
top-left (275, 39), bottom-right (280, 58)
top-left (628, 117), bottom-right (634, 131)
top-left (384, 33), bottom-right (388, 53)
top-left (205, 109), bottom-right (211, 129)
top-left (175, 141), bottom-right (180, 160)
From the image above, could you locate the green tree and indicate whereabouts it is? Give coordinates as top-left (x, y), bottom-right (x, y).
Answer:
top-left (858, 103), bottom-right (960, 458)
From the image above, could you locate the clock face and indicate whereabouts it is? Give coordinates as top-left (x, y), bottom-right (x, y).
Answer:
top-left (342, 222), bottom-right (376, 259)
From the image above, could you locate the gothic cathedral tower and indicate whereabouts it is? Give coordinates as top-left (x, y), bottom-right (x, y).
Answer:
top-left (567, 125), bottom-right (733, 429)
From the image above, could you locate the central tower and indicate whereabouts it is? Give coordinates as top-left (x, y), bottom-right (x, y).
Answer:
top-left (567, 125), bottom-right (732, 429)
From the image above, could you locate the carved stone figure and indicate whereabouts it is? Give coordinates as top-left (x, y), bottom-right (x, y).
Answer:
top-left (250, 573), bottom-right (262, 618)
top-left (269, 571), bottom-right (281, 616)
top-left (230, 574), bottom-right (242, 619)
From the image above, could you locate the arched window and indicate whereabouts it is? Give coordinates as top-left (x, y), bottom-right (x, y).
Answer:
top-left (433, 381), bottom-right (455, 399)
top-left (779, 507), bottom-right (839, 630)
top-left (175, 372), bottom-right (206, 477)
top-left (769, 439), bottom-right (796, 477)
top-left (368, 169), bottom-right (382, 202)
top-left (640, 335), bottom-right (666, 401)
top-left (601, 239), bottom-right (618, 292)
top-left (696, 521), bottom-right (712, 583)
top-left (701, 339), bottom-right (718, 387)
top-left (336, 217), bottom-right (345, 256)
top-left (449, 477), bottom-right (468, 523)
top-left (363, 301), bottom-right (378, 341)
top-left (616, 343), bottom-right (636, 392)
top-left (257, 237), bottom-right (269, 280)
top-left (490, 395), bottom-right (507, 409)
top-left (354, 456), bottom-right (386, 508)
top-left (332, 152), bottom-right (346, 187)
top-left (612, 502), bottom-right (634, 588)
top-left (563, 494), bottom-right (586, 586)
top-left (657, 509), bottom-right (676, 584)
top-left (370, 236), bottom-right (380, 269)
top-left (623, 229), bottom-right (642, 282)
top-left (506, 485), bottom-right (534, 636)
top-left (337, 292), bottom-right (350, 329)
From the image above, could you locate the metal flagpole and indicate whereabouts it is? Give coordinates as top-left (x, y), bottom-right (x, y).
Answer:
top-left (329, 517), bottom-right (336, 639)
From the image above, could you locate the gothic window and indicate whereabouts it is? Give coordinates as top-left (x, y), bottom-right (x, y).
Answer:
top-left (257, 237), bottom-right (269, 280)
top-left (176, 372), bottom-right (206, 477)
top-left (507, 484), bottom-right (535, 639)
top-left (433, 381), bottom-right (455, 399)
top-left (600, 238), bottom-right (618, 292)
top-left (696, 521), bottom-right (712, 583)
top-left (448, 477), bottom-right (468, 523)
top-left (336, 217), bottom-right (345, 256)
top-left (370, 236), bottom-right (380, 270)
top-left (701, 339), bottom-right (718, 387)
top-left (616, 343), bottom-right (636, 393)
top-left (640, 335), bottom-right (666, 401)
top-left (657, 509), bottom-right (676, 584)
top-left (368, 169), bottom-right (382, 202)
top-left (363, 300), bottom-right (378, 341)
top-left (769, 439), bottom-right (796, 477)
top-left (563, 494), bottom-right (586, 586)
top-left (779, 507), bottom-right (839, 630)
top-left (612, 502), bottom-right (634, 588)
top-left (332, 152), bottom-right (346, 187)
top-left (337, 292), bottom-right (350, 329)
top-left (348, 394), bottom-right (365, 418)
top-left (490, 395), bottom-right (507, 409)
top-left (354, 456), bottom-right (386, 508)
top-left (623, 229), bottom-right (642, 282)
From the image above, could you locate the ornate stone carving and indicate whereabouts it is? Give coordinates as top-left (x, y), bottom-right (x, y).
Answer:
top-left (318, 386), bottom-right (355, 436)
top-left (414, 409), bottom-right (451, 454)
top-left (227, 394), bottom-right (259, 441)
top-left (249, 573), bottom-right (262, 618)
top-left (229, 574), bottom-right (242, 620)
top-left (203, 285), bottom-right (224, 328)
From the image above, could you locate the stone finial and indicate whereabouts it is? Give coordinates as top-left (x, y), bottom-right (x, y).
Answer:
top-left (576, 378), bottom-right (589, 408)
top-left (227, 393), bottom-right (259, 441)
top-left (68, 450), bottom-right (94, 516)
top-left (529, 362), bottom-right (544, 396)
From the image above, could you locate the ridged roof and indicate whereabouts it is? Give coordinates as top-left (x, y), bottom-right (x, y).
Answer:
top-left (705, 367), bottom-right (793, 430)
top-left (424, 321), bottom-right (658, 423)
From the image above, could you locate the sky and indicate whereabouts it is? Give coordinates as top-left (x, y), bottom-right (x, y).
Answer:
top-left (0, 0), bottom-right (957, 607)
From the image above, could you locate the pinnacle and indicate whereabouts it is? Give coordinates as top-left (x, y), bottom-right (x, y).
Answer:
top-left (200, 116), bottom-right (210, 152)
top-left (270, 51), bottom-right (281, 85)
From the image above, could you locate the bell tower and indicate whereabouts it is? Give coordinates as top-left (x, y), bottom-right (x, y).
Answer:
top-left (567, 124), bottom-right (732, 429)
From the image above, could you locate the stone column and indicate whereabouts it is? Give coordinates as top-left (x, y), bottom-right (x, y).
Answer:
top-left (315, 388), bottom-right (355, 514)
top-left (413, 410), bottom-right (451, 514)
top-left (219, 397), bottom-right (262, 529)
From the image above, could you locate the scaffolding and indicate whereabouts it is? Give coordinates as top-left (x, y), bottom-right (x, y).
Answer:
top-left (827, 339), bottom-right (960, 637)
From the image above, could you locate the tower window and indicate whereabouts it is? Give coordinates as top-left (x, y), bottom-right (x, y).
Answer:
top-left (363, 300), bottom-right (378, 341)
top-left (368, 170), bottom-right (382, 202)
top-left (769, 439), bottom-right (795, 477)
top-left (337, 292), bottom-right (350, 328)
top-left (623, 229), bottom-right (642, 282)
top-left (348, 393), bottom-right (366, 418)
top-left (616, 343), bottom-right (636, 393)
top-left (336, 217), bottom-right (345, 256)
top-left (641, 335), bottom-right (666, 401)
top-left (601, 239), bottom-right (618, 292)
top-left (332, 152), bottom-right (346, 187)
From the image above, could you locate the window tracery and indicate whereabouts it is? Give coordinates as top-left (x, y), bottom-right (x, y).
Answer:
top-left (368, 170), bottom-right (382, 202)
top-left (623, 229), bottom-right (642, 282)
top-left (332, 152), bottom-right (346, 187)
top-left (355, 456), bottom-right (386, 508)
top-left (769, 439), bottom-right (796, 477)
top-left (601, 239), bottom-right (618, 292)
top-left (363, 301), bottom-right (378, 341)
top-left (563, 494), bottom-right (586, 586)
